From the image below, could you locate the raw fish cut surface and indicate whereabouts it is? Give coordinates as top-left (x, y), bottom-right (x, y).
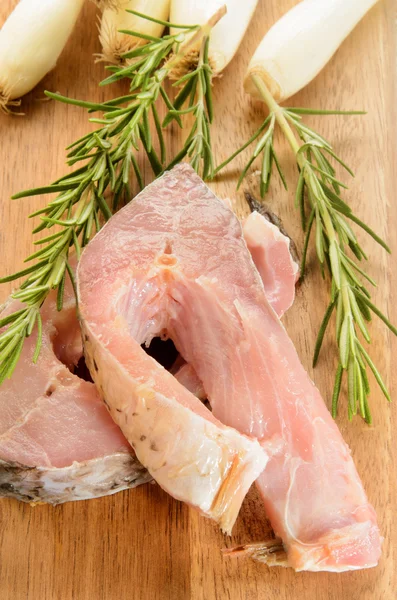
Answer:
top-left (78, 164), bottom-right (380, 570)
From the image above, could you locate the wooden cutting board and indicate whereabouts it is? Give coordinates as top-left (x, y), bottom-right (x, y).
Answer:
top-left (0, 1), bottom-right (396, 598)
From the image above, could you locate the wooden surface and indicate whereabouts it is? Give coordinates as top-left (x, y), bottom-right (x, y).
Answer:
top-left (0, 1), bottom-right (396, 599)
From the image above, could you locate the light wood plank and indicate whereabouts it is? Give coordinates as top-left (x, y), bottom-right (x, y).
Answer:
top-left (0, 1), bottom-right (396, 598)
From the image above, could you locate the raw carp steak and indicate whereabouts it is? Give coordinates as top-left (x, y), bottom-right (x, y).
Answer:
top-left (78, 163), bottom-right (380, 571)
top-left (0, 278), bottom-right (150, 504)
top-left (0, 205), bottom-right (296, 506)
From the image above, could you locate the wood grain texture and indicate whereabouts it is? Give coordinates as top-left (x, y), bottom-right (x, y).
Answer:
top-left (0, 1), bottom-right (396, 599)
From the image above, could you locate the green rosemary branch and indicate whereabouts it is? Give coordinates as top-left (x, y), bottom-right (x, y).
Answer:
top-left (102, 8), bottom-right (221, 178)
top-left (163, 35), bottom-right (215, 179)
top-left (0, 8), bottom-right (225, 383)
top-left (215, 75), bottom-right (396, 423)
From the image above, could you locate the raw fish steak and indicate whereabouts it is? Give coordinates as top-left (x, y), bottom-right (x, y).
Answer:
top-left (77, 188), bottom-right (270, 534)
top-left (0, 278), bottom-right (150, 504)
top-left (0, 207), bottom-right (296, 506)
top-left (78, 164), bottom-right (380, 571)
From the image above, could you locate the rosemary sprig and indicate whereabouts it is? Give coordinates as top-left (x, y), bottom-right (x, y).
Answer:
top-left (99, 10), bottom-right (200, 91)
top-left (0, 117), bottom-right (131, 384)
top-left (102, 8), bottom-right (223, 178)
top-left (215, 75), bottom-right (396, 423)
top-left (0, 8), bottom-right (225, 383)
top-left (163, 35), bottom-right (215, 179)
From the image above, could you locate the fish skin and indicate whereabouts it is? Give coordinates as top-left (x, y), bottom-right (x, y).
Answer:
top-left (0, 454), bottom-right (149, 505)
top-left (78, 164), bottom-right (380, 571)
top-left (0, 278), bottom-right (150, 504)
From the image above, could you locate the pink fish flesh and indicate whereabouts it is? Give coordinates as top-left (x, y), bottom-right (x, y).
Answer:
top-left (171, 359), bottom-right (206, 400)
top-left (243, 211), bottom-right (299, 317)
top-left (78, 164), bottom-right (380, 571)
top-left (0, 277), bottom-right (150, 504)
top-left (0, 206), bottom-right (296, 505)
top-left (77, 199), bottom-right (268, 534)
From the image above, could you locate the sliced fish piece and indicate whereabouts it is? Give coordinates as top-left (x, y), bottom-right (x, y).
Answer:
top-left (225, 193), bottom-right (299, 318)
top-left (78, 164), bottom-right (380, 571)
top-left (0, 195), bottom-right (297, 506)
top-left (0, 279), bottom-right (150, 504)
top-left (243, 210), bottom-right (299, 317)
top-left (77, 178), bottom-right (269, 534)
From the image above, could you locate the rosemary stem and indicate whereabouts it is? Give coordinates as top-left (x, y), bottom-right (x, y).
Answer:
top-left (194, 36), bottom-right (207, 156)
top-left (251, 75), bottom-right (301, 157)
top-left (252, 73), bottom-right (338, 249)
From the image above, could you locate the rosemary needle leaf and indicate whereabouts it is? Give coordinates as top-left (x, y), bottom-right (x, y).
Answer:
top-left (322, 146), bottom-right (355, 177)
top-left (310, 164), bottom-right (348, 188)
top-left (295, 169), bottom-right (305, 206)
top-left (238, 155), bottom-right (256, 189)
top-left (286, 107), bottom-right (366, 116)
top-left (3, 337), bottom-right (25, 383)
top-left (339, 314), bottom-right (351, 369)
top-left (355, 290), bottom-right (397, 335)
top-left (213, 116), bottom-right (271, 177)
top-left (344, 212), bottom-right (391, 253)
top-left (164, 144), bottom-right (189, 172)
top-left (271, 144), bottom-right (287, 190)
top-left (332, 362), bottom-right (344, 418)
top-left (0, 260), bottom-right (48, 283)
top-left (152, 104), bottom-right (166, 164)
top-left (313, 298), bottom-right (336, 367)
top-left (160, 86), bottom-right (183, 128)
top-left (315, 210), bottom-right (325, 264)
top-left (95, 192), bottom-right (113, 221)
top-left (0, 309), bottom-right (26, 330)
top-left (130, 154), bottom-right (144, 190)
top-left (32, 314), bottom-right (42, 364)
top-left (300, 208), bottom-right (315, 278)
top-left (0, 331), bottom-right (23, 364)
top-left (118, 29), bottom-right (162, 44)
top-left (358, 342), bottom-right (391, 402)
top-left (348, 289), bottom-right (370, 342)
top-left (45, 91), bottom-right (117, 113)
top-left (65, 262), bottom-right (78, 300)
top-left (139, 124), bottom-right (162, 175)
top-left (57, 272), bottom-right (66, 312)
top-left (347, 358), bottom-right (356, 418)
top-left (355, 294), bottom-right (372, 322)
top-left (12, 183), bottom-right (76, 199)
top-left (0, 322), bottom-right (24, 347)
top-left (125, 9), bottom-right (197, 30)
top-left (329, 240), bottom-right (341, 289)
top-left (29, 206), bottom-right (53, 218)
